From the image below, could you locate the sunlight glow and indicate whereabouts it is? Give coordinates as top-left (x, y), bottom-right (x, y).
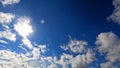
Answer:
top-left (14, 17), bottom-right (33, 38)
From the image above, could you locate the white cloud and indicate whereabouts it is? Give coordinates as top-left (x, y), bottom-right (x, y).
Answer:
top-left (0, 40), bottom-right (8, 44)
top-left (57, 38), bottom-right (95, 68)
top-left (14, 16), bottom-right (33, 38)
top-left (47, 64), bottom-right (58, 68)
top-left (0, 35), bottom-right (96, 68)
top-left (39, 45), bottom-right (47, 53)
top-left (0, 50), bottom-right (31, 68)
top-left (0, 0), bottom-right (20, 6)
top-left (71, 49), bottom-right (95, 68)
top-left (101, 62), bottom-right (117, 68)
top-left (55, 53), bottom-right (73, 68)
top-left (0, 44), bottom-right (52, 68)
top-left (61, 38), bottom-right (88, 53)
top-left (14, 16), bottom-right (34, 49)
top-left (96, 32), bottom-right (120, 68)
top-left (54, 50), bottom-right (95, 68)
top-left (0, 12), bottom-right (15, 26)
top-left (22, 38), bottom-right (33, 50)
top-left (107, 0), bottom-right (120, 24)
top-left (0, 30), bottom-right (16, 41)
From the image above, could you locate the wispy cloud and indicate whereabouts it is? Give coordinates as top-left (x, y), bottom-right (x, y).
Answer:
top-left (0, 12), bottom-right (15, 28)
top-left (22, 38), bottom-right (33, 50)
top-left (0, 0), bottom-right (20, 6)
top-left (0, 44), bottom-right (51, 68)
top-left (0, 40), bottom-right (8, 44)
top-left (14, 16), bottom-right (34, 49)
top-left (0, 30), bottom-right (16, 41)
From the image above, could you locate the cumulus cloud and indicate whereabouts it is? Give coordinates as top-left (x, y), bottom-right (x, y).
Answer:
top-left (61, 38), bottom-right (88, 53)
top-left (107, 0), bottom-right (120, 24)
top-left (58, 38), bottom-right (95, 68)
top-left (54, 50), bottom-right (95, 68)
top-left (0, 30), bottom-right (16, 41)
top-left (96, 32), bottom-right (120, 68)
top-left (0, 0), bottom-right (20, 6)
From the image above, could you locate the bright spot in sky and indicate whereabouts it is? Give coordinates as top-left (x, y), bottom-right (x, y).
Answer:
top-left (14, 17), bottom-right (33, 38)
top-left (40, 19), bottom-right (45, 24)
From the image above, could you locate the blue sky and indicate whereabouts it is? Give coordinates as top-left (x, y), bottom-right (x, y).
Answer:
top-left (0, 0), bottom-right (120, 68)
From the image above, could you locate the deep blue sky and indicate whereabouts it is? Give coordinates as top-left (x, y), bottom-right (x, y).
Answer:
top-left (18, 0), bottom-right (119, 54)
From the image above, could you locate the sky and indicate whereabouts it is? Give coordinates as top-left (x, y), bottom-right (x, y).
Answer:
top-left (0, 0), bottom-right (120, 68)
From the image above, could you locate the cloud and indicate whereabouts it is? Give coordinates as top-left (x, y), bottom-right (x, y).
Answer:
top-left (96, 32), bottom-right (120, 68)
top-left (47, 64), bottom-right (58, 68)
top-left (0, 44), bottom-right (52, 68)
top-left (39, 45), bottom-right (47, 53)
top-left (58, 38), bottom-right (95, 68)
top-left (0, 30), bottom-right (16, 41)
top-left (22, 38), bottom-right (33, 50)
top-left (54, 50), bottom-right (95, 68)
top-left (0, 12), bottom-right (15, 27)
top-left (61, 38), bottom-right (88, 53)
top-left (0, 40), bottom-right (8, 44)
top-left (107, 0), bottom-right (120, 24)
top-left (0, 50), bottom-right (30, 68)
top-left (0, 35), bottom-right (96, 68)
top-left (14, 16), bottom-right (33, 38)
top-left (101, 62), bottom-right (118, 68)
top-left (14, 16), bottom-right (34, 49)
top-left (0, 0), bottom-right (20, 6)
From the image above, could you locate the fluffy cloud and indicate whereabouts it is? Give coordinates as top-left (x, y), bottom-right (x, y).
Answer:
top-left (107, 0), bottom-right (120, 24)
top-left (0, 30), bottom-right (16, 41)
top-left (61, 39), bottom-right (88, 53)
top-left (58, 38), bottom-right (95, 68)
top-left (96, 32), bottom-right (120, 68)
top-left (0, 12), bottom-right (15, 26)
top-left (0, 0), bottom-right (20, 6)
top-left (54, 50), bottom-right (95, 68)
